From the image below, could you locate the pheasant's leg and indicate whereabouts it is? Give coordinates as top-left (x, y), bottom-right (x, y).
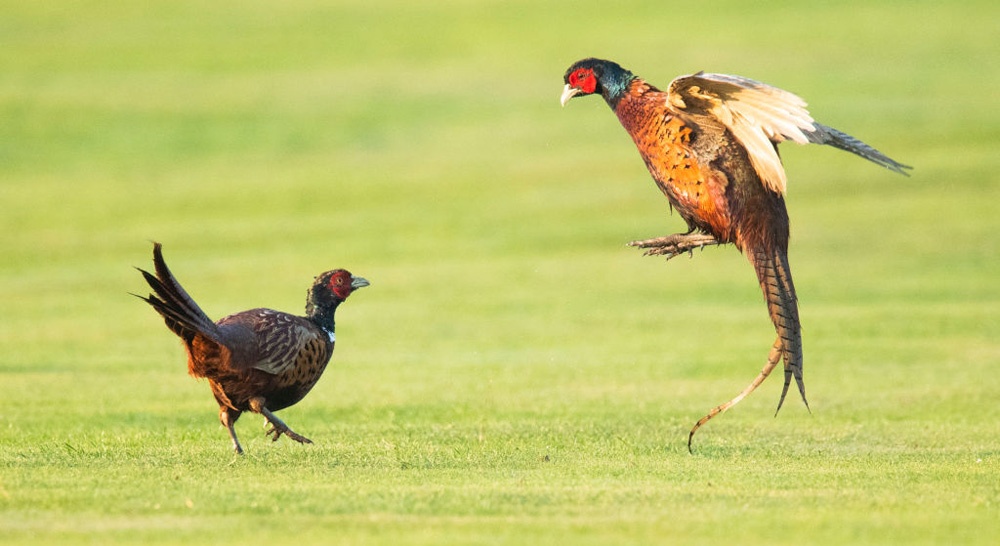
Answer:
top-left (628, 233), bottom-right (721, 260)
top-left (219, 407), bottom-right (244, 455)
top-left (248, 397), bottom-right (313, 445)
top-left (688, 337), bottom-right (782, 453)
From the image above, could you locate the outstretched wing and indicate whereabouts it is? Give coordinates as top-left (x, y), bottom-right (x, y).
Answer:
top-left (667, 72), bottom-right (910, 194)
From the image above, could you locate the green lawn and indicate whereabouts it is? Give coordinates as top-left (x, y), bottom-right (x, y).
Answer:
top-left (2, 0), bottom-right (998, 544)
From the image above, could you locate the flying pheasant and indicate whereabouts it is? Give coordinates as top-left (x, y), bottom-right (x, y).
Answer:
top-left (561, 58), bottom-right (910, 451)
top-left (134, 242), bottom-right (369, 454)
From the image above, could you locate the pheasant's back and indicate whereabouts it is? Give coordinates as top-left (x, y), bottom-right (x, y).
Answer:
top-left (209, 309), bottom-right (335, 412)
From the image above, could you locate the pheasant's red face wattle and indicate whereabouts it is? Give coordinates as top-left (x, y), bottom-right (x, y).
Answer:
top-left (568, 68), bottom-right (598, 95)
top-left (328, 271), bottom-right (353, 300)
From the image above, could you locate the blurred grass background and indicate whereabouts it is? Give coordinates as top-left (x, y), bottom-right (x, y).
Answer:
top-left (2, 0), bottom-right (998, 544)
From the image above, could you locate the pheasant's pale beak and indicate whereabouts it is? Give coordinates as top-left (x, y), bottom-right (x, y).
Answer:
top-left (560, 84), bottom-right (582, 107)
top-left (350, 276), bottom-right (370, 290)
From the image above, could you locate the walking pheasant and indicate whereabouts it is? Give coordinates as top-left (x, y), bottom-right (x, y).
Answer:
top-left (560, 58), bottom-right (910, 450)
top-left (134, 242), bottom-right (369, 454)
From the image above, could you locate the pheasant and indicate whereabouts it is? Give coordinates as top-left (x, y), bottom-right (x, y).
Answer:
top-left (561, 58), bottom-right (910, 451)
top-left (134, 242), bottom-right (369, 454)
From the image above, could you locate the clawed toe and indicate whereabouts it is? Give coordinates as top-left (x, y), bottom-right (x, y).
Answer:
top-left (251, 400), bottom-right (314, 446)
top-left (264, 422), bottom-right (282, 442)
top-left (263, 419), bottom-right (312, 445)
top-left (628, 233), bottom-right (720, 260)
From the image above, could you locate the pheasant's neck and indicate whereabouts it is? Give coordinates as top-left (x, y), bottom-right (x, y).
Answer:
top-left (600, 71), bottom-right (636, 110)
top-left (307, 303), bottom-right (339, 337)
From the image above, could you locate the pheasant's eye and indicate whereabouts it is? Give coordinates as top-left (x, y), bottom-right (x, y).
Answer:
top-left (570, 69), bottom-right (597, 94)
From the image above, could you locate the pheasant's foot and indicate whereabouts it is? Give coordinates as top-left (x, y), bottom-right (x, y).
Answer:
top-left (249, 397), bottom-right (314, 446)
top-left (220, 407), bottom-right (245, 455)
top-left (261, 412), bottom-right (313, 445)
top-left (627, 233), bottom-right (721, 261)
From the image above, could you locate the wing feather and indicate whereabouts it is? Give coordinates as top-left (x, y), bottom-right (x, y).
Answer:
top-left (217, 309), bottom-right (325, 375)
top-left (667, 72), bottom-right (910, 194)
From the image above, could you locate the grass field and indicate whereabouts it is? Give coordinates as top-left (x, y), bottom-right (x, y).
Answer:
top-left (2, 0), bottom-right (999, 544)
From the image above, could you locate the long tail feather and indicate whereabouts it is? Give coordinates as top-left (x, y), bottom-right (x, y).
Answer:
top-left (133, 242), bottom-right (221, 344)
top-left (688, 337), bottom-right (782, 453)
top-left (749, 246), bottom-right (809, 415)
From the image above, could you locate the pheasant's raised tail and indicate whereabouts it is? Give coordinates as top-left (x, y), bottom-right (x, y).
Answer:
top-left (133, 242), bottom-right (220, 344)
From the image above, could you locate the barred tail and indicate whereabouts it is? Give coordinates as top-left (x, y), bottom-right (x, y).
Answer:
top-left (749, 246), bottom-right (809, 415)
top-left (686, 246), bottom-right (809, 452)
top-left (688, 337), bottom-right (782, 453)
top-left (133, 242), bottom-right (221, 345)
